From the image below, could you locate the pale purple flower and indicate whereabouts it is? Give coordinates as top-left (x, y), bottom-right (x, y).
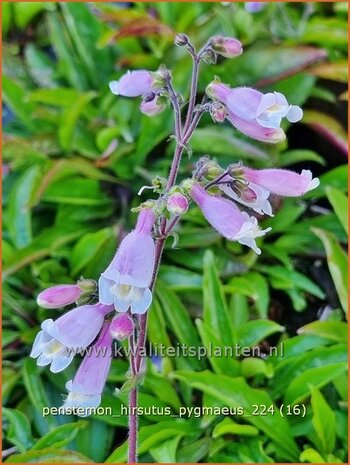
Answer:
top-left (63, 322), bottom-right (113, 415)
top-left (30, 304), bottom-right (112, 373)
top-left (190, 183), bottom-right (271, 254)
top-left (99, 208), bottom-right (156, 314)
top-left (244, 168), bottom-right (320, 196)
top-left (140, 94), bottom-right (166, 116)
top-left (211, 36), bottom-right (243, 58)
top-left (245, 2), bottom-right (266, 13)
top-left (109, 313), bottom-right (134, 340)
top-left (167, 192), bottom-right (189, 215)
top-left (109, 70), bottom-right (154, 97)
top-left (37, 284), bottom-right (83, 309)
top-left (207, 83), bottom-right (303, 143)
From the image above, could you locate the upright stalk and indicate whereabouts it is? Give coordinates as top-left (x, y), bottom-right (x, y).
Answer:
top-left (128, 46), bottom-right (203, 463)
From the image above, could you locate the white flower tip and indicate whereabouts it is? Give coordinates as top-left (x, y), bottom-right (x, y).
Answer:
top-left (37, 297), bottom-right (49, 307)
top-left (109, 80), bottom-right (120, 95)
top-left (286, 105), bottom-right (303, 123)
top-left (301, 170), bottom-right (320, 192)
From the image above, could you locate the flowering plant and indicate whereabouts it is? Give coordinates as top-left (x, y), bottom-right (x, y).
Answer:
top-left (30, 33), bottom-right (320, 462)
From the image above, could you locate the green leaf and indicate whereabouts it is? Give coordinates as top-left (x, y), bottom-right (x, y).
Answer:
top-left (31, 421), bottom-right (87, 450)
top-left (158, 265), bottom-right (202, 291)
top-left (13, 2), bottom-right (46, 29)
top-left (226, 272), bottom-right (270, 318)
top-left (2, 408), bottom-right (34, 452)
top-left (299, 448), bottom-right (326, 463)
top-left (312, 228), bottom-right (348, 315)
top-left (213, 417), bottom-right (259, 438)
top-left (176, 438), bottom-right (209, 463)
top-left (302, 110), bottom-right (347, 156)
top-left (43, 178), bottom-right (110, 206)
top-left (203, 250), bottom-right (235, 346)
top-left (149, 435), bottom-right (182, 463)
top-left (3, 224), bottom-right (90, 278)
top-left (156, 281), bottom-right (200, 348)
top-left (46, 12), bottom-right (89, 91)
top-left (196, 319), bottom-right (240, 376)
top-left (3, 368), bottom-right (21, 404)
top-left (190, 127), bottom-right (269, 161)
top-left (134, 112), bottom-right (173, 165)
top-left (263, 201), bottom-right (306, 234)
top-left (298, 321), bottom-right (348, 343)
top-left (284, 362), bottom-right (348, 405)
top-left (301, 17), bottom-right (347, 47)
top-left (3, 75), bottom-right (35, 130)
top-left (310, 387), bottom-right (336, 455)
top-left (22, 359), bottom-right (57, 434)
top-left (326, 186), bottom-right (348, 234)
top-left (5, 448), bottom-right (93, 463)
top-left (75, 419), bottom-right (113, 463)
top-left (220, 44), bottom-right (327, 87)
top-left (6, 165), bottom-right (41, 248)
top-left (58, 92), bottom-right (97, 152)
top-left (148, 297), bottom-right (172, 348)
top-left (24, 44), bottom-right (58, 88)
top-left (306, 165), bottom-right (348, 199)
top-left (271, 344), bottom-right (347, 399)
top-left (171, 370), bottom-right (300, 462)
top-left (236, 319), bottom-right (284, 348)
top-left (105, 421), bottom-right (193, 463)
top-left (60, 3), bottom-right (112, 87)
top-left (70, 227), bottom-right (112, 276)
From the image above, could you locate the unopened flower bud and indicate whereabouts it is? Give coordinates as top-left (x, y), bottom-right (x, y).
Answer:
top-left (140, 94), bottom-right (166, 117)
top-left (167, 193), bottom-right (189, 215)
top-left (109, 314), bottom-right (134, 340)
top-left (174, 33), bottom-right (188, 46)
top-left (228, 164), bottom-right (245, 178)
top-left (211, 36), bottom-right (243, 58)
top-left (77, 278), bottom-right (97, 293)
top-left (181, 178), bottom-right (196, 195)
top-left (206, 162), bottom-right (224, 178)
top-left (37, 284), bottom-right (83, 309)
top-left (154, 65), bottom-right (172, 85)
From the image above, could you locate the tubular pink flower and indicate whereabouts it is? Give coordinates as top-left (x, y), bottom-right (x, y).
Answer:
top-left (109, 70), bottom-right (154, 97)
top-left (99, 208), bottom-right (156, 314)
top-left (207, 83), bottom-right (302, 143)
top-left (211, 36), bottom-right (243, 58)
top-left (30, 304), bottom-right (112, 373)
top-left (243, 168), bottom-right (320, 197)
top-left (140, 95), bottom-right (166, 116)
top-left (62, 322), bottom-right (113, 415)
top-left (190, 183), bottom-right (271, 254)
top-left (37, 284), bottom-right (83, 309)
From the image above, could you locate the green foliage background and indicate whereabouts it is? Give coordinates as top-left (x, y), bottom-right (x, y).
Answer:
top-left (2, 1), bottom-right (348, 463)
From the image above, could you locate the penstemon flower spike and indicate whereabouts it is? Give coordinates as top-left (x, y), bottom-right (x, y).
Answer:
top-left (30, 34), bottom-right (319, 463)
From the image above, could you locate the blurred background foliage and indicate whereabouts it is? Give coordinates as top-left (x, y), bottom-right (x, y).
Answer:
top-left (2, 1), bottom-right (348, 463)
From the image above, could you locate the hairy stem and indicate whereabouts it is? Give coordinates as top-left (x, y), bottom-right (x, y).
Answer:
top-left (183, 56), bottom-right (200, 135)
top-left (128, 53), bottom-right (202, 463)
top-left (128, 387), bottom-right (138, 463)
